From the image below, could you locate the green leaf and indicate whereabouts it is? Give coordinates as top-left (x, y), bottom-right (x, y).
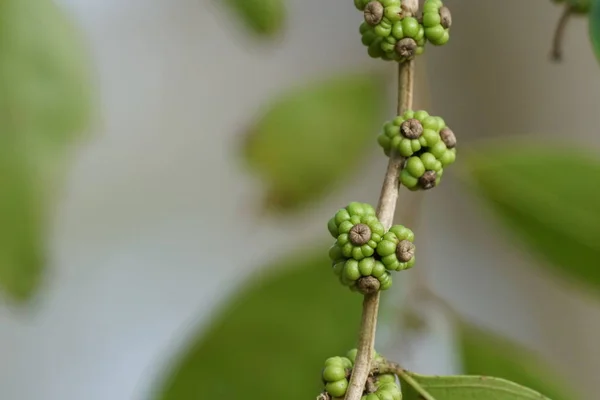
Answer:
top-left (151, 247), bottom-right (362, 400)
top-left (589, 0), bottom-right (600, 63)
top-left (222, 0), bottom-right (286, 38)
top-left (0, 0), bottom-right (93, 302)
top-left (400, 371), bottom-right (552, 400)
top-left (461, 141), bottom-right (600, 292)
top-left (242, 73), bottom-right (385, 213)
top-left (458, 323), bottom-right (576, 400)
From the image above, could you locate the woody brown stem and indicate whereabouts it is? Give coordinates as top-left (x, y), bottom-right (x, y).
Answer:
top-left (345, 59), bottom-right (415, 400)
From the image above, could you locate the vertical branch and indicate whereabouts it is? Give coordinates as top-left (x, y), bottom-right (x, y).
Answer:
top-left (345, 59), bottom-right (416, 400)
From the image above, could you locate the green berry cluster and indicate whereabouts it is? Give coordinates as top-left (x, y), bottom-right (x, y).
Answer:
top-left (359, 17), bottom-right (425, 62)
top-left (321, 354), bottom-right (353, 398)
top-left (321, 349), bottom-right (401, 400)
top-left (421, 0), bottom-right (452, 46)
top-left (327, 203), bottom-right (416, 292)
top-left (363, 375), bottom-right (402, 400)
top-left (376, 109), bottom-right (457, 191)
top-left (354, 0), bottom-right (451, 62)
top-left (328, 202), bottom-right (385, 261)
top-left (377, 225), bottom-right (415, 271)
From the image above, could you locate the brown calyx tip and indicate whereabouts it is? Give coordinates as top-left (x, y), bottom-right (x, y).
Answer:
top-left (364, 1), bottom-right (384, 26)
top-left (440, 127), bottom-right (456, 148)
top-left (416, 12), bottom-right (424, 24)
top-left (357, 276), bottom-right (381, 295)
top-left (395, 37), bottom-right (418, 59)
top-left (349, 223), bottom-right (372, 245)
top-left (439, 6), bottom-right (452, 29)
top-left (419, 171), bottom-right (437, 190)
top-left (401, 118), bottom-right (423, 139)
top-left (396, 240), bottom-right (415, 262)
top-left (365, 377), bottom-right (378, 394)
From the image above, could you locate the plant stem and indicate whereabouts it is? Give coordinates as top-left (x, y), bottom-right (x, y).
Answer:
top-left (345, 59), bottom-right (416, 400)
top-left (551, 6), bottom-right (572, 62)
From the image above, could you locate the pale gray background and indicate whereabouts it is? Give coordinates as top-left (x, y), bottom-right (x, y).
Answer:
top-left (0, 0), bottom-right (598, 399)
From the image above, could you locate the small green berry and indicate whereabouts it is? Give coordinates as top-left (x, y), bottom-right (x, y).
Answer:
top-left (406, 156), bottom-right (425, 177)
top-left (378, 272), bottom-right (393, 290)
top-left (328, 244), bottom-right (345, 264)
top-left (377, 374), bottom-right (396, 384)
top-left (343, 259), bottom-right (362, 281)
top-left (322, 365), bottom-right (346, 382)
top-left (401, 17), bottom-right (421, 37)
top-left (375, 381), bottom-right (402, 400)
top-left (326, 380), bottom-right (349, 398)
top-left (324, 356), bottom-right (344, 367)
top-left (354, 0), bottom-right (371, 11)
top-left (346, 348), bottom-right (358, 364)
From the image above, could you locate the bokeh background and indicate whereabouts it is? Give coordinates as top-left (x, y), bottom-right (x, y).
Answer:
top-left (1, 0), bottom-right (599, 399)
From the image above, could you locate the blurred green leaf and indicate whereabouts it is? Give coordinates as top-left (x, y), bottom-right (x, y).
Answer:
top-left (458, 322), bottom-right (575, 400)
top-left (461, 142), bottom-right (600, 292)
top-left (222, 0), bottom-right (286, 38)
top-left (589, 0), bottom-right (600, 63)
top-left (242, 73), bottom-right (385, 213)
top-left (0, 0), bottom-right (93, 302)
top-left (400, 372), bottom-right (552, 400)
top-left (152, 247), bottom-right (361, 400)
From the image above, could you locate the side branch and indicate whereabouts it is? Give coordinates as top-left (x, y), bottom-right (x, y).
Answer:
top-left (551, 6), bottom-right (573, 62)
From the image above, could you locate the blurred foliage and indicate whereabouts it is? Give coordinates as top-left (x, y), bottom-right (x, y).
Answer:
top-left (221, 0), bottom-right (286, 38)
top-left (153, 247), bottom-right (362, 400)
top-left (0, 0), bottom-right (93, 302)
top-left (400, 371), bottom-right (551, 400)
top-left (459, 322), bottom-right (575, 400)
top-left (241, 73), bottom-right (385, 213)
top-left (589, 0), bottom-right (600, 63)
top-left (461, 142), bottom-right (600, 293)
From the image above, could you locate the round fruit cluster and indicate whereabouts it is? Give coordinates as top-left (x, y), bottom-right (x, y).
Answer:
top-left (327, 202), bottom-right (416, 293)
top-left (320, 349), bottom-right (402, 400)
top-left (354, 0), bottom-right (451, 62)
top-left (376, 109), bottom-right (457, 191)
top-left (421, 0), bottom-right (452, 45)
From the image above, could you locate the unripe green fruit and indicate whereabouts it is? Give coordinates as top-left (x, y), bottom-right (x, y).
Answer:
top-left (377, 374), bottom-right (396, 384)
top-left (343, 259), bottom-right (362, 281)
top-left (326, 379), bottom-right (349, 398)
top-left (346, 348), bottom-right (358, 364)
top-left (422, 0), bottom-right (451, 46)
top-left (401, 17), bottom-right (420, 37)
top-left (376, 224), bottom-right (416, 271)
top-left (324, 356), bottom-right (344, 367)
top-left (378, 391), bottom-right (395, 400)
top-left (322, 365), bottom-right (346, 382)
top-left (422, 11), bottom-right (441, 27)
top-left (354, 0), bottom-right (370, 11)
top-left (376, 110), bottom-right (457, 175)
top-left (328, 203), bottom-right (384, 263)
top-left (336, 258), bottom-right (390, 292)
top-left (402, 152), bottom-right (445, 192)
top-left (378, 272), bottom-right (393, 290)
